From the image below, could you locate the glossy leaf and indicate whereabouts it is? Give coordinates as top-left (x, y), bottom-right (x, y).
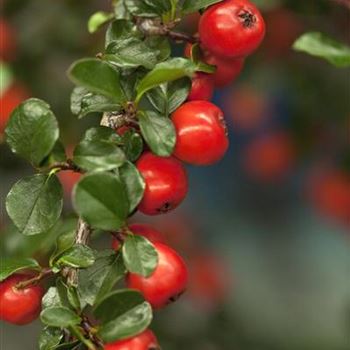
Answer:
top-left (293, 32), bottom-right (350, 67)
top-left (125, 0), bottom-right (172, 17)
top-left (138, 110), bottom-right (176, 156)
top-left (5, 98), bottom-right (59, 165)
top-left (0, 258), bottom-right (40, 282)
top-left (122, 234), bottom-right (158, 277)
top-left (119, 161), bottom-right (145, 212)
top-left (54, 244), bottom-right (96, 269)
top-left (73, 126), bottom-right (125, 172)
top-left (39, 327), bottom-right (63, 350)
top-left (6, 174), bottom-right (63, 235)
top-left (94, 289), bottom-right (153, 342)
top-left (41, 307), bottom-right (81, 328)
top-left (105, 19), bottom-right (140, 47)
top-left (68, 59), bottom-right (125, 102)
top-left (88, 11), bottom-right (114, 33)
top-left (73, 172), bottom-right (129, 230)
top-left (120, 129), bottom-right (143, 162)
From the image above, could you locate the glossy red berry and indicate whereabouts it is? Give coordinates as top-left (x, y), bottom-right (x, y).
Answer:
top-left (104, 329), bottom-right (159, 350)
top-left (171, 101), bottom-right (229, 165)
top-left (187, 72), bottom-right (214, 101)
top-left (0, 274), bottom-right (44, 325)
top-left (136, 152), bottom-right (188, 215)
top-left (126, 242), bottom-right (188, 309)
top-left (199, 0), bottom-right (266, 58)
top-left (112, 223), bottom-right (166, 251)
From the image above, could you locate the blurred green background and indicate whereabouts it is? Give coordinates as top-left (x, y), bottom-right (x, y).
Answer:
top-left (1, 0), bottom-right (349, 349)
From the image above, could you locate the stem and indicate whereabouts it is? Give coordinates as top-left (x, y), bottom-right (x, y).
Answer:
top-left (15, 268), bottom-right (53, 290)
top-left (167, 30), bottom-right (198, 44)
top-left (69, 326), bottom-right (96, 350)
top-left (45, 160), bottom-right (82, 173)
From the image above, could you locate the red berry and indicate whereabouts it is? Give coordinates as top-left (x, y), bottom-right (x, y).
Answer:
top-left (172, 101), bottom-right (229, 165)
top-left (199, 0), bottom-right (265, 58)
top-left (58, 170), bottom-right (82, 197)
top-left (187, 72), bottom-right (214, 101)
top-left (112, 223), bottom-right (166, 251)
top-left (104, 329), bottom-right (159, 350)
top-left (0, 274), bottom-right (44, 325)
top-left (0, 19), bottom-right (16, 61)
top-left (126, 242), bottom-right (188, 309)
top-left (136, 152), bottom-right (188, 215)
top-left (184, 43), bottom-right (244, 88)
top-left (1, 83), bottom-right (30, 135)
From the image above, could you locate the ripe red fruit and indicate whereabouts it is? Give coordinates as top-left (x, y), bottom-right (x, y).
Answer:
top-left (104, 329), bottom-right (159, 350)
top-left (0, 19), bottom-right (16, 61)
top-left (172, 101), bottom-right (229, 165)
top-left (126, 242), bottom-right (188, 309)
top-left (199, 0), bottom-right (266, 58)
top-left (243, 132), bottom-right (295, 181)
top-left (136, 152), bottom-right (188, 215)
top-left (112, 223), bottom-right (166, 251)
top-left (187, 72), bottom-right (214, 101)
top-left (58, 170), bottom-right (82, 197)
top-left (184, 43), bottom-right (244, 88)
top-left (1, 84), bottom-right (29, 135)
top-left (0, 274), bottom-right (44, 325)
top-left (308, 169), bottom-right (350, 225)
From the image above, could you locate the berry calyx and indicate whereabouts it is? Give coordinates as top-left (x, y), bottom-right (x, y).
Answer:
top-left (104, 329), bottom-right (159, 350)
top-left (199, 0), bottom-right (265, 58)
top-left (136, 152), bottom-right (188, 215)
top-left (112, 223), bottom-right (166, 251)
top-left (126, 242), bottom-right (188, 309)
top-left (0, 274), bottom-right (44, 325)
top-left (187, 72), bottom-right (214, 101)
top-left (172, 100), bottom-right (229, 165)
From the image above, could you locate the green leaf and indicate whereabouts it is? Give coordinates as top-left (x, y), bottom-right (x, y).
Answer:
top-left (6, 174), bottom-right (63, 235)
top-left (139, 110), bottom-right (176, 156)
top-left (182, 0), bottom-right (221, 13)
top-left (125, 0), bottom-right (172, 17)
top-left (41, 307), bottom-right (81, 328)
top-left (94, 289), bottom-right (153, 342)
top-left (120, 129), bottom-right (143, 162)
top-left (145, 36), bottom-right (171, 62)
top-left (78, 250), bottom-right (126, 307)
top-left (73, 127), bottom-right (125, 172)
top-left (40, 141), bottom-right (67, 168)
top-left (73, 172), bottom-right (129, 230)
top-left (293, 32), bottom-right (350, 67)
top-left (113, 0), bottom-right (131, 20)
top-left (0, 258), bottom-right (40, 282)
top-left (39, 327), bottom-right (63, 350)
top-left (0, 62), bottom-right (13, 95)
top-left (68, 59), bottom-right (125, 103)
top-left (5, 98), bottom-right (59, 165)
top-left (146, 77), bottom-right (191, 116)
top-left (88, 11), bottom-right (114, 34)
top-left (42, 287), bottom-right (63, 309)
top-left (122, 234), bottom-right (158, 277)
top-left (105, 37), bottom-right (159, 69)
top-left (135, 58), bottom-right (197, 103)
top-left (50, 229), bottom-right (76, 268)
top-left (54, 244), bottom-right (96, 269)
top-left (119, 161), bottom-right (145, 212)
top-left (105, 19), bottom-right (141, 48)
top-left (71, 87), bottom-right (121, 118)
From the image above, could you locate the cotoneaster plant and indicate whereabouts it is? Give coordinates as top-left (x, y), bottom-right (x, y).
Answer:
top-left (1, 0), bottom-right (265, 349)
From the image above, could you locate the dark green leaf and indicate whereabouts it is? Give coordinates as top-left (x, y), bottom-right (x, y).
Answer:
top-left (113, 0), bottom-right (131, 19)
top-left (0, 258), bottom-right (40, 282)
top-left (5, 98), bottom-right (59, 165)
top-left (71, 87), bottom-right (121, 118)
top-left (125, 0), bottom-right (171, 17)
top-left (122, 234), bottom-right (158, 277)
top-left (146, 77), bottom-right (191, 116)
top-left (50, 229), bottom-right (76, 268)
top-left (105, 19), bottom-right (141, 48)
top-left (136, 58), bottom-right (197, 103)
top-left (120, 129), bottom-right (143, 162)
top-left (39, 327), bottom-right (63, 350)
top-left (182, 0), bottom-right (221, 13)
top-left (105, 37), bottom-right (159, 69)
top-left (139, 110), bottom-right (176, 156)
top-left (78, 250), bottom-right (126, 307)
top-left (54, 244), bottom-right (95, 269)
top-left (73, 127), bottom-right (125, 172)
top-left (145, 36), bottom-right (171, 62)
top-left (41, 307), bottom-right (81, 327)
top-left (6, 174), bottom-right (63, 235)
top-left (68, 59), bottom-right (125, 102)
top-left (94, 289), bottom-right (153, 342)
top-left (88, 11), bottom-right (114, 34)
top-left (293, 32), bottom-right (350, 67)
top-left (119, 161), bottom-right (145, 212)
top-left (42, 287), bottom-right (63, 309)
top-left (40, 141), bottom-right (67, 168)
top-left (0, 62), bottom-right (13, 95)
top-left (73, 172), bottom-right (129, 230)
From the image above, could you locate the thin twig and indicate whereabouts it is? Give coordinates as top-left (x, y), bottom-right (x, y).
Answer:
top-left (167, 30), bottom-right (198, 43)
top-left (15, 268), bottom-right (53, 290)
